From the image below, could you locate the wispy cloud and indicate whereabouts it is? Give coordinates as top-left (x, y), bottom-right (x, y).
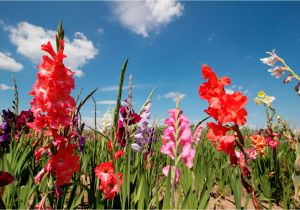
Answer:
top-left (96, 100), bottom-right (117, 105)
top-left (3, 21), bottom-right (98, 77)
top-left (244, 55), bottom-right (251, 60)
top-left (111, 0), bottom-right (184, 37)
top-left (225, 88), bottom-right (234, 94)
top-left (164, 91), bottom-right (186, 102)
top-left (100, 84), bottom-right (151, 92)
top-left (0, 52), bottom-right (23, 72)
top-left (0, 83), bottom-right (13, 90)
top-left (96, 27), bottom-right (104, 35)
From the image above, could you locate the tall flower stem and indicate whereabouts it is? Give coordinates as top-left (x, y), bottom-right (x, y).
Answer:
top-left (279, 58), bottom-right (300, 82)
top-left (232, 125), bottom-right (262, 210)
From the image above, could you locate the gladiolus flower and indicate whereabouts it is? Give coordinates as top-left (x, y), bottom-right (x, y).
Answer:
top-left (260, 49), bottom-right (280, 66)
top-left (94, 161), bottom-right (123, 200)
top-left (218, 135), bottom-right (236, 155)
top-left (161, 108), bottom-right (196, 169)
top-left (250, 134), bottom-right (266, 156)
top-left (199, 65), bottom-right (248, 126)
top-left (268, 66), bottom-right (285, 78)
top-left (114, 150), bottom-right (125, 160)
top-left (266, 136), bottom-right (280, 149)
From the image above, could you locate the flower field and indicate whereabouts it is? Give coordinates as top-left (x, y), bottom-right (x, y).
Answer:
top-left (1, 22), bottom-right (300, 210)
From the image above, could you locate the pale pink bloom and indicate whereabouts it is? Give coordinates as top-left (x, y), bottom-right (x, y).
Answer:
top-left (162, 165), bottom-right (181, 184)
top-left (34, 194), bottom-right (53, 210)
top-left (260, 49), bottom-right (280, 66)
top-left (192, 126), bottom-right (203, 143)
top-left (268, 66), bottom-right (285, 78)
top-left (246, 148), bottom-right (257, 160)
top-left (181, 144), bottom-right (196, 168)
top-left (235, 148), bottom-right (257, 161)
top-left (160, 141), bottom-right (175, 159)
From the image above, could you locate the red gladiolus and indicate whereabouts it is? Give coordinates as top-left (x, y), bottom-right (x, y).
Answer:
top-left (114, 150), bottom-right (125, 160)
top-left (218, 135), bottom-right (236, 155)
top-left (0, 171), bottom-right (14, 187)
top-left (94, 161), bottom-right (123, 200)
top-left (199, 65), bottom-right (248, 126)
top-left (28, 40), bottom-right (75, 135)
top-left (29, 37), bottom-right (80, 194)
top-left (206, 122), bottom-right (229, 145)
top-left (199, 65), bottom-right (248, 164)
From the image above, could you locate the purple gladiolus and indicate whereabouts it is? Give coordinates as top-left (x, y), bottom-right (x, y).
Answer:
top-left (78, 137), bottom-right (86, 152)
top-left (132, 101), bottom-right (156, 152)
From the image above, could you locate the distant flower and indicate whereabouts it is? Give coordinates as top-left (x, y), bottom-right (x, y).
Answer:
top-left (114, 150), bottom-right (125, 160)
top-left (250, 134), bottom-right (266, 156)
top-left (260, 49), bottom-right (280, 66)
top-left (0, 171), bottom-right (14, 187)
top-left (78, 137), bottom-right (86, 152)
top-left (268, 66), bottom-right (285, 79)
top-left (254, 91), bottom-right (275, 107)
top-left (265, 136), bottom-right (280, 149)
top-left (100, 108), bottom-right (113, 132)
top-left (246, 148), bottom-right (257, 160)
top-left (117, 102), bottom-right (141, 147)
top-left (94, 161), bottom-right (122, 200)
top-left (132, 101), bottom-right (156, 152)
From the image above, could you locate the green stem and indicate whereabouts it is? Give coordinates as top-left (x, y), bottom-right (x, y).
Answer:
top-left (279, 58), bottom-right (300, 82)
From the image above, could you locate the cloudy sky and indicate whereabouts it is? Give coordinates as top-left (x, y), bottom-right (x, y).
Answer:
top-left (0, 1), bottom-right (300, 128)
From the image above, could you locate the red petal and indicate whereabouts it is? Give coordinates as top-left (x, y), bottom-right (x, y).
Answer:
top-left (0, 172), bottom-right (15, 187)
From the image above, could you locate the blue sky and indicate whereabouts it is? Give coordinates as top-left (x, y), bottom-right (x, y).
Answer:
top-left (0, 1), bottom-right (300, 128)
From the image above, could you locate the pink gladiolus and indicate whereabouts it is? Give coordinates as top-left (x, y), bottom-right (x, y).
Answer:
top-left (161, 108), bottom-right (195, 168)
top-left (181, 144), bottom-right (196, 169)
top-left (266, 136), bottom-right (280, 149)
top-left (162, 165), bottom-right (181, 184)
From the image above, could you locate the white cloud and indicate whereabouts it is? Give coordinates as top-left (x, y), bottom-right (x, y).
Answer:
top-left (97, 100), bottom-right (117, 105)
top-left (0, 52), bottom-right (23, 72)
top-left (164, 91), bottom-right (185, 102)
top-left (111, 0), bottom-right (183, 37)
top-left (0, 83), bottom-right (12, 90)
top-left (4, 21), bottom-right (98, 77)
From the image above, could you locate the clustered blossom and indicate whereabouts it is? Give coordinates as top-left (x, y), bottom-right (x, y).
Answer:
top-left (199, 65), bottom-right (247, 162)
top-left (161, 108), bottom-right (196, 182)
top-left (0, 109), bottom-right (34, 148)
top-left (132, 101), bottom-right (156, 152)
top-left (259, 128), bottom-right (280, 150)
top-left (199, 65), bottom-right (248, 126)
top-left (254, 91), bottom-right (276, 107)
top-left (100, 108), bottom-right (113, 133)
top-left (116, 101), bottom-right (141, 147)
top-left (28, 40), bottom-right (75, 138)
top-left (260, 49), bottom-right (280, 67)
top-left (198, 65), bottom-right (262, 179)
top-left (28, 39), bottom-right (79, 193)
top-left (250, 134), bottom-right (266, 156)
top-left (260, 49), bottom-right (300, 96)
top-left (94, 161), bottom-right (123, 200)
